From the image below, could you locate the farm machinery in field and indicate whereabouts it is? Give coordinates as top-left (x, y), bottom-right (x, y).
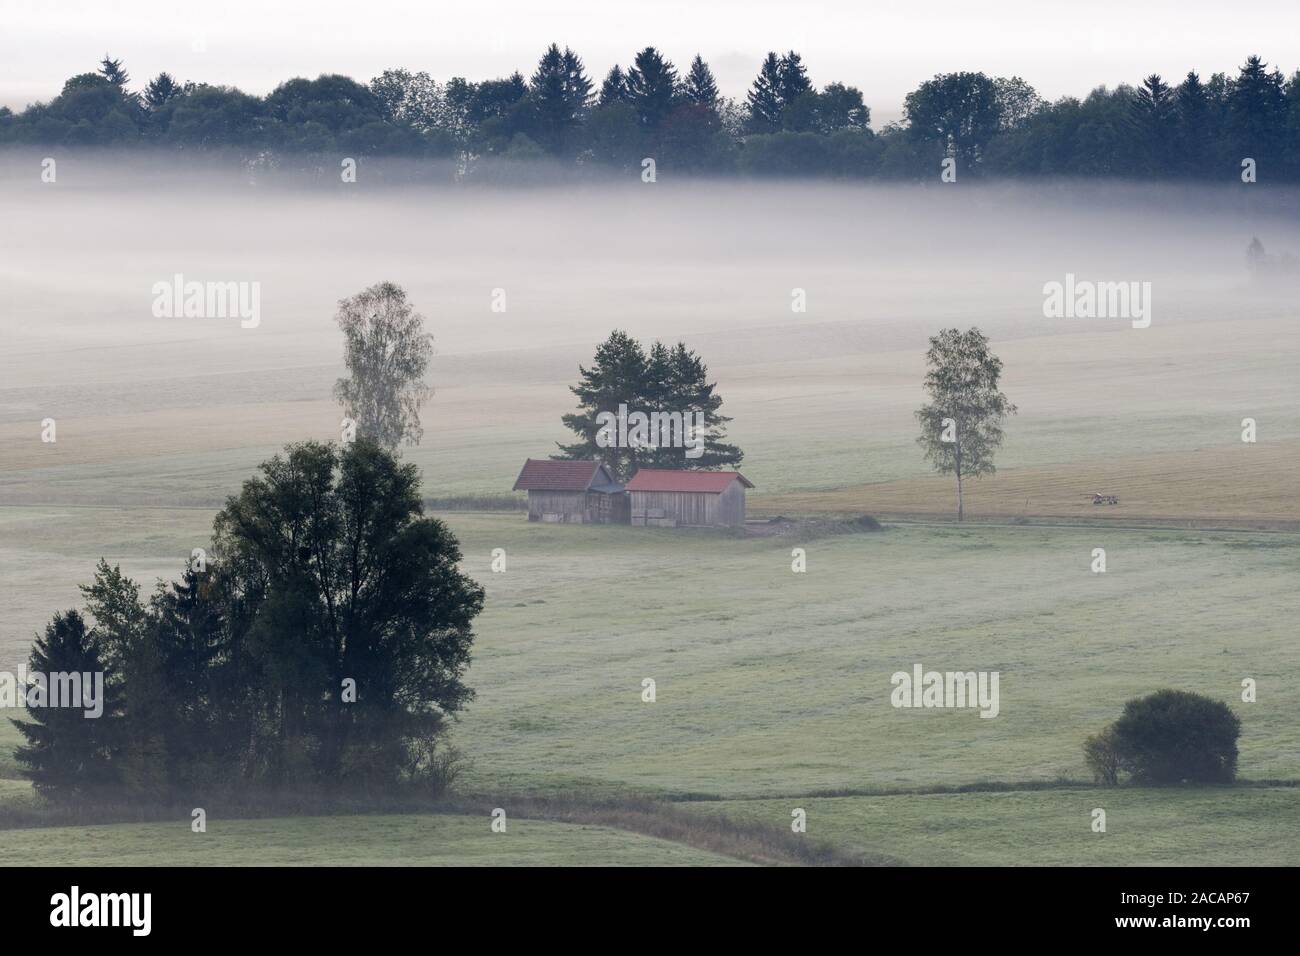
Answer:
top-left (1084, 492), bottom-right (1120, 505)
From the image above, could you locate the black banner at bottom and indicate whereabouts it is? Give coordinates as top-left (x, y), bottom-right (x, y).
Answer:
top-left (7, 865), bottom-right (1288, 941)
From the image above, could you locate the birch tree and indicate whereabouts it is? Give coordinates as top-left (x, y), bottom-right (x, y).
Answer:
top-left (333, 282), bottom-right (433, 450)
top-left (915, 327), bottom-right (1016, 521)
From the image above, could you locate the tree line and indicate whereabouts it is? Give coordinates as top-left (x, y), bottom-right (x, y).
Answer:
top-left (4, 51), bottom-right (1299, 180)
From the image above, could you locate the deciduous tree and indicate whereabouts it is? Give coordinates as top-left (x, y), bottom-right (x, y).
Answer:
top-left (915, 327), bottom-right (1016, 521)
top-left (333, 282), bottom-right (434, 450)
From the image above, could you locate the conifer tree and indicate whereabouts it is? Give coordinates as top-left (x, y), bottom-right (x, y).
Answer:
top-left (746, 52), bottom-right (784, 133)
top-left (558, 331), bottom-right (743, 478)
top-left (12, 610), bottom-right (120, 798)
top-left (777, 51), bottom-right (813, 106)
top-left (625, 47), bottom-right (679, 129)
top-left (599, 65), bottom-right (630, 106)
top-left (529, 43), bottom-right (592, 152)
top-left (143, 72), bottom-right (182, 110)
top-left (683, 55), bottom-right (719, 109)
top-left (97, 55), bottom-right (129, 89)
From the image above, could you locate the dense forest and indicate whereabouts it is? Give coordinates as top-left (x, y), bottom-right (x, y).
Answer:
top-left (3, 47), bottom-right (1299, 180)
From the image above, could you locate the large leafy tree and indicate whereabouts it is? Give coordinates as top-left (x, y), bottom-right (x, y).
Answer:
top-left (162, 84), bottom-right (265, 148)
top-left (212, 440), bottom-right (483, 786)
top-left (992, 76), bottom-right (1043, 131)
top-left (915, 328), bottom-right (1016, 521)
top-left (558, 330), bottom-right (743, 479)
top-left (904, 72), bottom-right (1002, 172)
top-left (265, 74), bottom-right (384, 134)
top-left (13, 442), bottom-right (483, 798)
top-left (333, 281), bottom-right (434, 450)
top-left (369, 68), bottom-right (443, 132)
top-left (468, 73), bottom-right (528, 123)
top-left (818, 82), bottom-right (871, 132)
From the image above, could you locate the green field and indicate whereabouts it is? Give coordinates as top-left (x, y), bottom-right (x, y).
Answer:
top-left (2, 179), bottom-right (1298, 864)
top-left (0, 811), bottom-right (742, 867)
top-left (5, 783), bottom-right (1291, 867)
top-left (6, 511), bottom-right (1297, 793)
top-left (2, 507), bottom-right (1297, 864)
top-left (682, 786), bottom-right (1300, 866)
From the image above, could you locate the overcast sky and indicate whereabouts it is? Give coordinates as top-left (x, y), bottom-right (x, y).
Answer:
top-left (4, 0), bottom-right (1299, 123)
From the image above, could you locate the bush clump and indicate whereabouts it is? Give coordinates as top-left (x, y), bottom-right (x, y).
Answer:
top-left (1084, 690), bottom-right (1241, 786)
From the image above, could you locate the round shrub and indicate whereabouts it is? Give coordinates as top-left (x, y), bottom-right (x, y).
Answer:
top-left (1111, 690), bottom-right (1241, 784)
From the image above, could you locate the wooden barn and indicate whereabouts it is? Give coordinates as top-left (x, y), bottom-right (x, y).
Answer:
top-left (512, 459), bottom-right (629, 524)
top-left (624, 469), bottom-right (754, 528)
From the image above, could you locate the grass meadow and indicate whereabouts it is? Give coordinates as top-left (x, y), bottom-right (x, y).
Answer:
top-left (2, 507), bottom-right (1296, 864)
top-left (2, 178), bottom-right (1297, 864)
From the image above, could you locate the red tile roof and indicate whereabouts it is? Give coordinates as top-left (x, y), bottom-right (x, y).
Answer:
top-left (513, 459), bottom-right (613, 491)
top-left (624, 469), bottom-right (754, 493)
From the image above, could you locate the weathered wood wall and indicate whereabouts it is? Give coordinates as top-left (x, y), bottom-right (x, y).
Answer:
top-left (715, 481), bottom-right (746, 526)
top-left (527, 490), bottom-right (628, 523)
top-left (630, 487), bottom-right (745, 527)
top-left (527, 490), bottom-right (587, 522)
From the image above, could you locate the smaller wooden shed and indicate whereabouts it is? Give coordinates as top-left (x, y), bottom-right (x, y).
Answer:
top-left (512, 459), bottom-right (629, 524)
top-left (624, 469), bottom-right (754, 528)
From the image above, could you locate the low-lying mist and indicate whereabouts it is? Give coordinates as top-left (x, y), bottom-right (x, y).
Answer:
top-left (2, 149), bottom-right (1299, 419)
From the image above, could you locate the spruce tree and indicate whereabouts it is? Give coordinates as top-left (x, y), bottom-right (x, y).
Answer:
top-left (528, 44), bottom-right (592, 152)
top-left (1230, 55), bottom-right (1287, 167)
top-left (150, 568), bottom-right (231, 785)
top-left (12, 611), bottom-right (120, 798)
top-left (1176, 71), bottom-right (1212, 177)
top-left (97, 55), bottom-right (129, 89)
top-left (557, 330), bottom-right (648, 479)
top-left (625, 47), bottom-right (679, 129)
top-left (599, 65), bottom-right (630, 107)
top-left (661, 342), bottom-right (743, 470)
top-left (683, 55), bottom-right (719, 109)
top-left (1129, 74), bottom-right (1177, 174)
top-left (746, 53), bottom-right (784, 133)
top-left (777, 51), bottom-right (813, 106)
top-left (143, 72), bottom-right (181, 110)
top-left (558, 331), bottom-right (743, 477)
